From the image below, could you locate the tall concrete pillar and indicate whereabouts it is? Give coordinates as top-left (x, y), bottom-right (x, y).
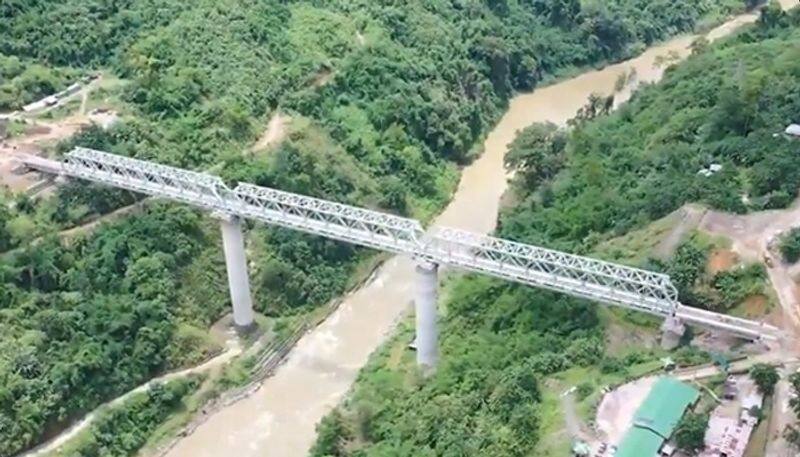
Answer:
top-left (661, 316), bottom-right (686, 350)
top-left (414, 261), bottom-right (439, 371)
top-left (219, 214), bottom-right (255, 330)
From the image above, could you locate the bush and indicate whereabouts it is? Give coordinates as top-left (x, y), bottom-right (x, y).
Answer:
top-left (69, 377), bottom-right (200, 457)
top-left (712, 263), bottom-right (766, 309)
top-left (750, 363), bottom-right (780, 395)
top-left (675, 413), bottom-right (709, 451)
top-left (576, 382), bottom-right (595, 401)
top-left (780, 228), bottom-right (800, 263)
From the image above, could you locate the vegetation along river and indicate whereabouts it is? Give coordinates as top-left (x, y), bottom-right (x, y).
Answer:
top-left (164, 11), bottom-right (762, 457)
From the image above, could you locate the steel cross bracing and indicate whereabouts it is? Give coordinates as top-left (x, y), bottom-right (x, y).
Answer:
top-left (232, 183), bottom-right (423, 254)
top-left (422, 227), bottom-right (678, 316)
top-left (64, 147), bottom-right (232, 211)
top-left (49, 148), bottom-right (780, 341)
top-left (64, 148), bottom-right (424, 254)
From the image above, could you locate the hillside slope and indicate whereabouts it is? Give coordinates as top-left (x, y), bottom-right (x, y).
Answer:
top-left (310, 6), bottom-right (800, 456)
top-left (0, 1), bottom-right (749, 455)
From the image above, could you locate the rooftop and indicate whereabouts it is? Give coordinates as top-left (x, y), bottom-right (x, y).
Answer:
top-left (615, 427), bottom-right (663, 457)
top-left (614, 378), bottom-right (700, 457)
top-left (634, 377), bottom-right (700, 438)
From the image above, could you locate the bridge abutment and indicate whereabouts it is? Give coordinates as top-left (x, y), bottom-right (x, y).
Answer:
top-left (414, 261), bottom-right (439, 372)
top-left (660, 316), bottom-right (686, 350)
top-left (218, 214), bottom-right (255, 331)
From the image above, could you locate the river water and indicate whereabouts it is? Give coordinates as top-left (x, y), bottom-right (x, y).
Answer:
top-left (164, 13), bottom-right (762, 457)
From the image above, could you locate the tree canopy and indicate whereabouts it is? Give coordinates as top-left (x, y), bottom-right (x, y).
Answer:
top-left (750, 363), bottom-right (780, 395)
top-left (311, 9), bottom-right (800, 455)
top-left (0, 0), bottom-right (776, 454)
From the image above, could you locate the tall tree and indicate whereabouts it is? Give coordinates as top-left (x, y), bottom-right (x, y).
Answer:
top-left (750, 363), bottom-right (780, 395)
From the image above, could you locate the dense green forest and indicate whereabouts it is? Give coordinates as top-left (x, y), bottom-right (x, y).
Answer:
top-left (0, 0), bottom-right (758, 454)
top-left (0, 205), bottom-right (224, 456)
top-left (500, 2), bottom-right (800, 255)
top-left (311, 7), bottom-right (800, 456)
top-left (0, 53), bottom-right (79, 111)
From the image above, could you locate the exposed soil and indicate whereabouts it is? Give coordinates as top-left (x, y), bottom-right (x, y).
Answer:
top-left (654, 205), bottom-right (705, 259)
top-left (252, 112), bottom-right (288, 152)
top-left (737, 294), bottom-right (770, 319)
top-left (605, 319), bottom-right (659, 355)
top-left (595, 376), bottom-right (657, 446)
top-left (561, 389), bottom-right (595, 442)
top-left (1, 116), bottom-right (88, 192)
top-left (311, 68), bottom-right (335, 87)
top-left (700, 200), bottom-right (800, 333)
top-left (707, 249), bottom-right (739, 276)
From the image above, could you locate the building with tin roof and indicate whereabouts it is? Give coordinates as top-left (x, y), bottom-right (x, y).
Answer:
top-left (615, 377), bottom-right (700, 457)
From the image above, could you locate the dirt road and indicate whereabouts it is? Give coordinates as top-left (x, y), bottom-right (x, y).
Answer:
top-left (17, 331), bottom-right (242, 457)
top-left (700, 199), bottom-right (800, 332)
top-left (596, 377), bottom-right (658, 446)
top-left (654, 205), bottom-right (706, 259)
top-left (1, 116), bottom-right (89, 192)
top-left (252, 112), bottom-right (289, 152)
top-left (699, 198), bottom-right (800, 456)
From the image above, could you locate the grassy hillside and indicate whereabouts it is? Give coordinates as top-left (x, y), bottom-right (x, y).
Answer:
top-left (311, 6), bottom-right (800, 456)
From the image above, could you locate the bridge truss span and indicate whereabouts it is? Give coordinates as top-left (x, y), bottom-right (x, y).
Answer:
top-left (21, 148), bottom-right (781, 343)
top-left (64, 148), bottom-right (424, 254)
top-left (425, 227), bottom-right (679, 316)
top-left (232, 183), bottom-right (424, 254)
top-left (65, 147), bottom-right (230, 211)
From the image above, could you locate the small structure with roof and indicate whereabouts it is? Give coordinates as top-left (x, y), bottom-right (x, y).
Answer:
top-left (615, 377), bottom-right (700, 457)
top-left (699, 378), bottom-right (763, 457)
top-left (786, 124), bottom-right (800, 138)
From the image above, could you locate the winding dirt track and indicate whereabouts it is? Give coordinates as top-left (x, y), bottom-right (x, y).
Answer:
top-left (700, 200), bottom-right (800, 332)
top-left (699, 200), bottom-right (800, 456)
top-left (17, 335), bottom-right (242, 457)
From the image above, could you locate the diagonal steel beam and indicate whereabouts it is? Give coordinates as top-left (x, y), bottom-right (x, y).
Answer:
top-left (46, 148), bottom-right (781, 341)
top-left (423, 226), bottom-right (678, 316)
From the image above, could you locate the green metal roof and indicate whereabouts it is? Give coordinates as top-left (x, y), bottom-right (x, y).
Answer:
top-left (614, 377), bottom-right (700, 457)
top-left (634, 377), bottom-right (700, 438)
top-left (615, 427), bottom-right (663, 457)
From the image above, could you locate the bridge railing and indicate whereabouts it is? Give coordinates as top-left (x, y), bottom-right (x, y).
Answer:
top-left (63, 148), bottom-right (425, 254)
top-left (676, 305), bottom-right (781, 341)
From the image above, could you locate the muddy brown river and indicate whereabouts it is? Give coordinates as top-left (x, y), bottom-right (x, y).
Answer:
top-left (164, 13), bottom-right (763, 457)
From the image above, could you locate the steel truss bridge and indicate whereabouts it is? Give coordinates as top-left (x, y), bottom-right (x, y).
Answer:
top-left (21, 148), bottom-right (781, 342)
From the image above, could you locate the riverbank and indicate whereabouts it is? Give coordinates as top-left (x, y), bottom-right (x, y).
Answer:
top-left (161, 11), bottom-right (769, 457)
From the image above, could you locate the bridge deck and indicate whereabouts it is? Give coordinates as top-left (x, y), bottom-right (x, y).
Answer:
top-left (19, 149), bottom-right (783, 342)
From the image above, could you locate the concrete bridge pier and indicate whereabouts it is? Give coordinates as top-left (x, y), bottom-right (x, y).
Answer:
top-left (218, 213), bottom-right (255, 331)
top-left (660, 315), bottom-right (686, 350)
top-left (414, 261), bottom-right (439, 372)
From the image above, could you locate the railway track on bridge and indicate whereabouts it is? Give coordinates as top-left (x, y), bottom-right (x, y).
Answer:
top-left (17, 148), bottom-right (782, 367)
